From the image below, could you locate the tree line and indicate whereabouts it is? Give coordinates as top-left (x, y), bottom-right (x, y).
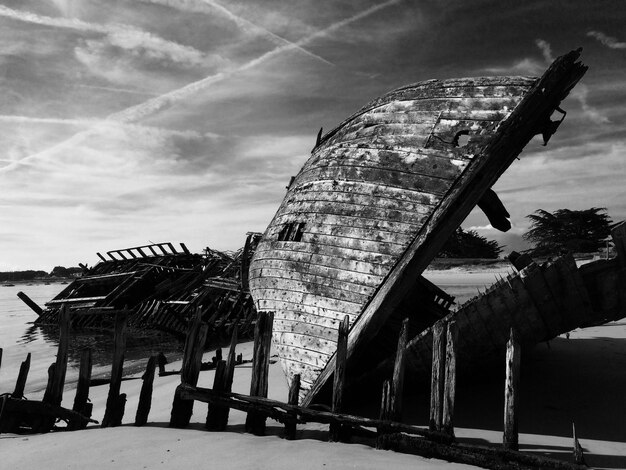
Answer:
top-left (0, 266), bottom-right (82, 282)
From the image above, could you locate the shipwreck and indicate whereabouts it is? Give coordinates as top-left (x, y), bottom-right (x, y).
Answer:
top-left (247, 48), bottom-right (626, 406)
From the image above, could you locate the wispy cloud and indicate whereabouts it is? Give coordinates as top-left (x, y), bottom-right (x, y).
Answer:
top-left (587, 30), bottom-right (626, 49)
top-left (140, 0), bottom-right (334, 66)
top-left (2, 0), bottom-right (401, 172)
top-left (535, 38), bottom-right (554, 62)
top-left (0, 4), bottom-right (214, 68)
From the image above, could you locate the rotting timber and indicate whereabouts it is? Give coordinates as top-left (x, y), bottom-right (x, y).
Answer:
top-left (248, 49), bottom-right (590, 405)
top-left (33, 235), bottom-right (261, 340)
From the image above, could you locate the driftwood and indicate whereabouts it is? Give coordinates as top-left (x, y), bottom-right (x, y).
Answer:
top-left (170, 308), bottom-right (208, 428)
top-left (135, 355), bottom-right (157, 426)
top-left (378, 432), bottom-right (589, 470)
top-left (102, 313), bottom-right (127, 427)
top-left (69, 348), bottom-right (93, 430)
top-left (245, 311), bottom-right (273, 435)
top-left (179, 384), bottom-right (452, 444)
top-left (17, 291), bottom-right (43, 316)
top-left (0, 396), bottom-right (97, 433)
top-left (503, 329), bottom-right (520, 450)
top-left (329, 315), bottom-right (349, 442)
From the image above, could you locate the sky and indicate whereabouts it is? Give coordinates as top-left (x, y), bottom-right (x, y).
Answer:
top-left (0, 0), bottom-right (625, 271)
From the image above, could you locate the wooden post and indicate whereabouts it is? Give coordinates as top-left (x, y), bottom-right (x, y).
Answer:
top-left (43, 304), bottom-right (70, 407)
top-left (17, 291), bottom-right (44, 316)
top-left (245, 311), bottom-right (274, 435)
top-left (205, 360), bottom-right (226, 430)
top-left (429, 320), bottom-right (446, 431)
top-left (212, 325), bottom-right (239, 430)
top-left (329, 315), bottom-right (350, 442)
top-left (102, 313), bottom-right (127, 428)
top-left (12, 352), bottom-right (31, 399)
top-left (442, 320), bottom-right (457, 437)
top-left (285, 374), bottom-right (301, 440)
top-left (390, 318), bottom-right (409, 422)
top-left (0, 347), bottom-right (3, 373)
top-left (69, 348), bottom-right (92, 430)
top-left (135, 355), bottom-right (157, 426)
top-left (376, 379), bottom-right (392, 449)
top-left (170, 308), bottom-right (209, 428)
top-left (503, 328), bottom-right (521, 450)
top-left (157, 352), bottom-right (168, 376)
top-left (572, 422), bottom-right (586, 465)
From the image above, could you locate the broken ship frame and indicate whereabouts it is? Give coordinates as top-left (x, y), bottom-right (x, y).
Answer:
top-left (247, 49), bottom-right (625, 406)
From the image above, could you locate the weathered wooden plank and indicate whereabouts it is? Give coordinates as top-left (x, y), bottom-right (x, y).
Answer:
top-left (17, 291), bottom-right (43, 316)
top-left (251, 247), bottom-right (392, 277)
top-left (273, 343), bottom-right (332, 369)
top-left (13, 352), bottom-right (31, 399)
top-left (294, 165), bottom-right (452, 197)
top-left (280, 232), bottom-right (408, 258)
top-left (519, 263), bottom-right (562, 337)
top-left (274, 318), bottom-right (338, 342)
top-left (503, 329), bottom-right (520, 451)
top-left (134, 355), bottom-right (156, 427)
top-left (250, 268), bottom-right (378, 296)
top-left (429, 321), bottom-right (446, 432)
top-left (329, 315), bottom-right (349, 442)
top-left (250, 276), bottom-right (372, 305)
top-left (250, 258), bottom-right (384, 287)
top-left (502, 274), bottom-right (547, 342)
top-left (246, 311), bottom-right (274, 435)
top-left (442, 321), bottom-right (458, 437)
top-left (390, 318), bottom-right (409, 422)
top-left (546, 256), bottom-right (594, 329)
top-left (285, 374), bottom-right (301, 440)
top-left (274, 332), bottom-right (336, 357)
top-left (70, 348), bottom-right (93, 430)
top-left (257, 301), bottom-right (355, 326)
top-left (253, 288), bottom-right (363, 315)
top-left (102, 313), bottom-right (127, 428)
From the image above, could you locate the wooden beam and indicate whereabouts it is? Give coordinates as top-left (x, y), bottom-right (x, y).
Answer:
top-left (329, 315), bottom-right (349, 442)
top-left (442, 320), bottom-right (458, 437)
top-left (503, 328), bottom-right (521, 450)
top-left (390, 317), bottom-right (409, 422)
top-left (43, 305), bottom-right (70, 407)
top-left (135, 355), bottom-right (156, 426)
top-left (17, 291), bottom-right (43, 316)
top-left (170, 308), bottom-right (208, 428)
top-left (285, 374), bottom-right (301, 440)
top-left (429, 320), bottom-right (446, 431)
top-left (245, 311), bottom-right (274, 435)
top-left (205, 360), bottom-right (226, 430)
top-left (102, 313), bottom-right (127, 427)
top-left (70, 348), bottom-right (93, 430)
top-left (13, 352), bottom-right (31, 399)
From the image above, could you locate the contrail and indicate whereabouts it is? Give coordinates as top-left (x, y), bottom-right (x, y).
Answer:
top-left (0, 4), bottom-right (208, 67)
top-left (75, 84), bottom-right (159, 96)
top-left (141, 0), bottom-right (334, 66)
top-left (1, 0), bottom-right (401, 172)
top-left (0, 115), bottom-right (207, 139)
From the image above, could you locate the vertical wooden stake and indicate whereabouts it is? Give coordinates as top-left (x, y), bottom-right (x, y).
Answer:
top-left (442, 320), bottom-right (458, 437)
top-left (157, 352), bottom-right (168, 376)
top-left (205, 360), bottom-right (226, 430)
top-left (13, 353), bottom-right (31, 399)
top-left (0, 347), bottom-right (3, 373)
top-left (572, 422), bottom-right (586, 465)
top-left (170, 307), bottom-right (209, 428)
top-left (134, 355), bottom-right (157, 426)
top-left (215, 324), bottom-right (239, 430)
top-left (503, 328), bottom-right (520, 450)
top-left (285, 373), bottom-right (301, 440)
top-left (70, 348), bottom-right (93, 430)
top-left (376, 379), bottom-right (392, 449)
top-left (429, 320), bottom-right (446, 432)
top-left (102, 313), bottom-right (127, 428)
top-left (43, 304), bottom-right (70, 407)
top-left (390, 318), bottom-right (409, 422)
top-left (245, 311), bottom-right (274, 435)
top-left (329, 315), bottom-right (350, 442)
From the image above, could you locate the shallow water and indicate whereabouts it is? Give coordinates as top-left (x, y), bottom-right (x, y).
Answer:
top-left (0, 282), bottom-right (183, 397)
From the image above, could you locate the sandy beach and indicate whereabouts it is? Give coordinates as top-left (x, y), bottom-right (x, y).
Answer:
top-left (3, 312), bottom-right (625, 470)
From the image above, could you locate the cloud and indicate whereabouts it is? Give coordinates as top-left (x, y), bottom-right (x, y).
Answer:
top-left (587, 30), bottom-right (626, 49)
top-left (0, 4), bottom-right (217, 68)
top-left (571, 84), bottom-right (611, 125)
top-left (2, 0), bottom-right (401, 172)
top-left (535, 38), bottom-right (554, 62)
top-left (140, 0), bottom-right (333, 65)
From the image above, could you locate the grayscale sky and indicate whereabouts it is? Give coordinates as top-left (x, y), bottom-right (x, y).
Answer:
top-left (1, 0), bottom-right (624, 270)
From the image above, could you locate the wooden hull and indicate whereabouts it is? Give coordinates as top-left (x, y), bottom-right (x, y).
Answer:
top-left (249, 50), bottom-right (587, 404)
